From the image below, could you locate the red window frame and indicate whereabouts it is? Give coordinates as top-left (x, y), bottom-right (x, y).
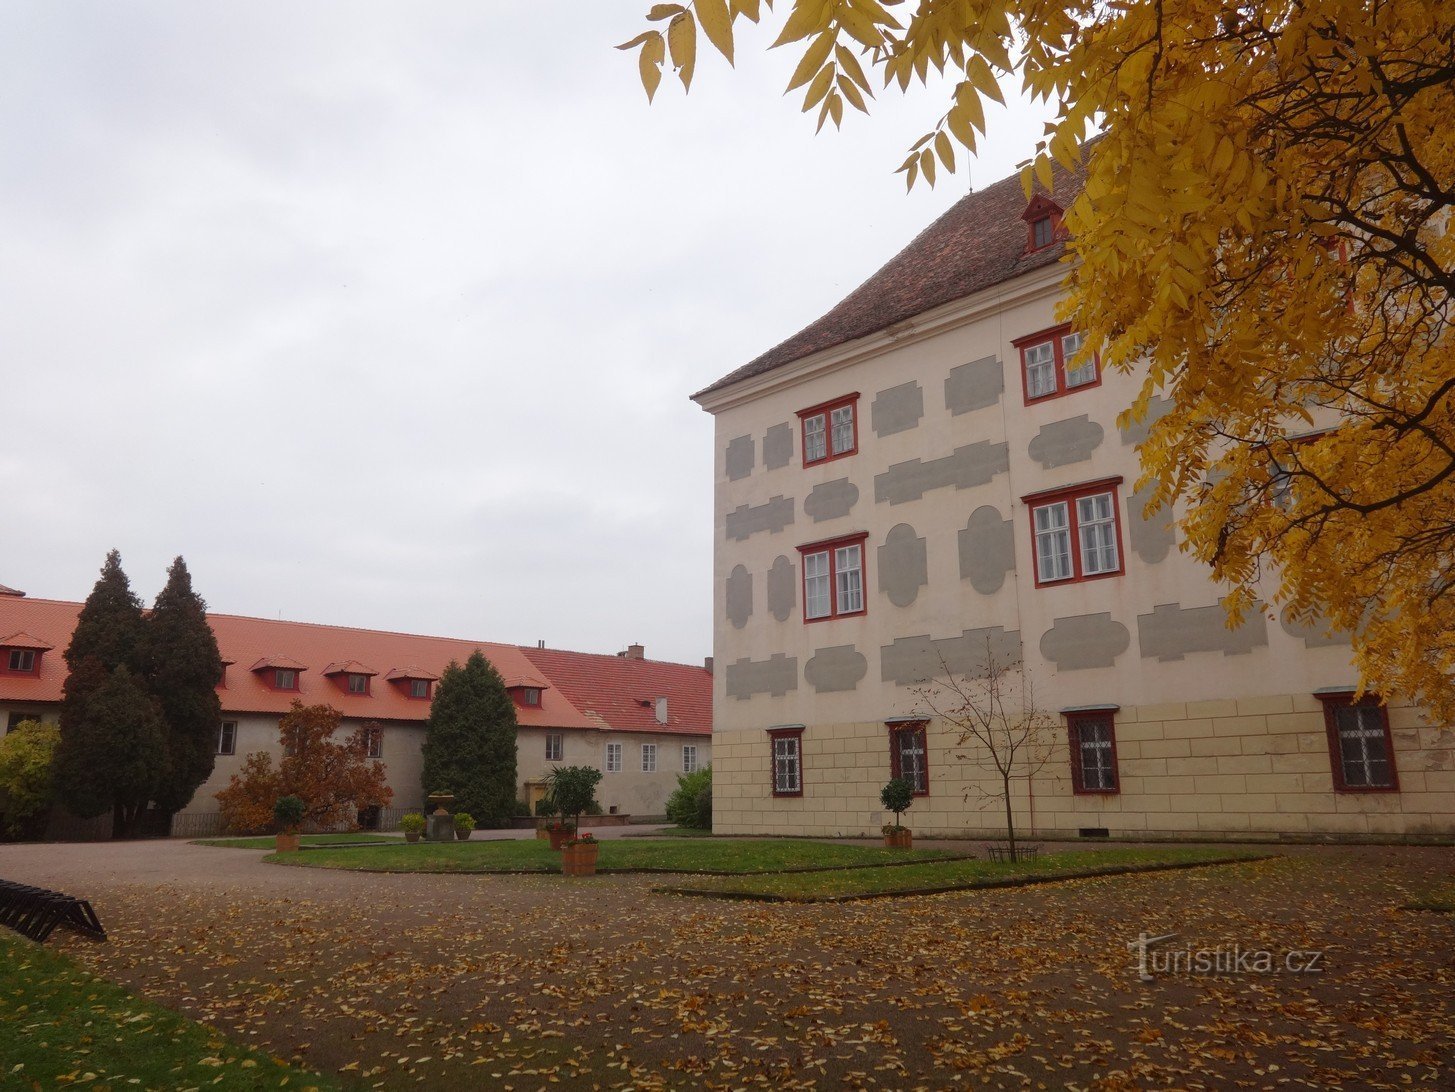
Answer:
top-left (1, 648), bottom-right (41, 676)
top-left (1066, 710), bottom-right (1120, 794)
top-left (768, 726), bottom-right (805, 797)
top-left (887, 720), bottom-right (930, 796)
top-left (523, 687), bottom-right (541, 706)
top-left (1013, 323), bottom-right (1100, 404)
top-left (796, 393), bottom-right (860, 467)
top-left (1022, 477), bottom-right (1125, 588)
top-left (797, 531), bottom-right (869, 623)
top-left (273, 668), bottom-right (299, 691)
top-left (346, 673), bottom-right (370, 695)
top-left (407, 678), bottom-right (432, 700)
top-left (1317, 692), bottom-right (1399, 793)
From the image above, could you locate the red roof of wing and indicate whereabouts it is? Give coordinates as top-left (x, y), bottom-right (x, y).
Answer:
top-left (1, 631), bottom-right (54, 651)
top-left (693, 155), bottom-right (1091, 399)
top-left (322, 660), bottom-right (378, 677)
top-left (518, 646), bottom-right (712, 736)
top-left (0, 598), bottom-right (600, 729)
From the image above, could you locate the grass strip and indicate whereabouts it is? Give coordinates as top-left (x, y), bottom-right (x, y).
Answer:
top-left (1399, 880), bottom-right (1455, 912)
top-left (193, 832), bottom-right (395, 849)
top-left (652, 848), bottom-right (1272, 902)
top-left (0, 930), bottom-right (337, 1089)
top-left (266, 837), bottom-right (963, 875)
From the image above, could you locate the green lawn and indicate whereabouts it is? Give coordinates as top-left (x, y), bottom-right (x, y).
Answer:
top-left (0, 930), bottom-right (336, 1089)
top-left (656, 847), bottom-right (1267, 901)
top-left (1402, 879), bottom-right (1455, 912)
top-left (195, 832), bottom-right (396, 849)
top-left (268, 837), bottom-right (964, 874)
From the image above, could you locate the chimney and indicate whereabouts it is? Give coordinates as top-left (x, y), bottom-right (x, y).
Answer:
top-left (623, 643), bottom-right (645, 660)
top-left (655, 696), bottom-right (668, 725)
top-left (537, 639), bottom-right (545, 649)
top-left (703, 656), bottom-right (714, 674)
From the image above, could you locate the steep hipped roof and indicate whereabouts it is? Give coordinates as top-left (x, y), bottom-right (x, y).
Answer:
top-left (0, 597), bottom-right (710, 736)
top-left (520, 645), bottom-right (712, 736)
top-left (694, 156), bottom-right (1090, 399)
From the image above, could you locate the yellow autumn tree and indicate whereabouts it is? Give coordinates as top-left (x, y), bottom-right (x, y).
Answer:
top-left (624, 1), bottom-right (1455, 717)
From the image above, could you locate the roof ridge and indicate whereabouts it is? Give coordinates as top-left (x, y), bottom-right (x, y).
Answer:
top-left (522, 646), bottom-right (710, 671)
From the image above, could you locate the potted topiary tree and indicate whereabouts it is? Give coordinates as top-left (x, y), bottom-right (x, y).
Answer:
top-left (534, 796), bottom-right (562, 843)
top-left (880, 778), bottom-right (914, 849)
top-left (547, 766), bottom-right (604, 873)
top-left (453, 811), bottom-right (475, 840)
top-left (273, 794), bottom-right (306, 853)
top-left (400, 812), bottom-right (426, 843)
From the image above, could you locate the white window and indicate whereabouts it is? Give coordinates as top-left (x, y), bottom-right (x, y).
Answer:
top-left (364, 727), bottom-right (383, 758)
top-left (347, 673), bottom-right (368, 694)
top-left (1062, 331), bottom-right (1096, 388)
top-left (683, 745), bottom-right (699, 773)
top-left (1028, 484), bottom-right (1124, 585)
top-left (274, 669), bottom-right (297, 691)
top-left (800, 535), bottom-right (867, 621)
top-left (803, 550), bottom-right (831, 620)
top-left (217, 721), bottom-right (237, 756)
top-left (829, 404), bottom-right (854, 454)
top-left (7, 649), bottom-right (36, 673)
top-left (641, 743), bottom-right (657, 773)
top-left (523, 687), bottom-right (541, 706)
top-left (1023, 340), bottom-right (1057, 399)
top-left (409, 678), bottom-right (430, 699)
top-left (803, 413), bottom-right (827, 463)
top-left (1033, 501), bottom-right (1073, 583)
top-left (770, 730), bottom-right (803, 795)
top-left (605, 742), bottom-right (622, 773)
top-left (835, 544), bottom-right (863, 613)
top-left (545, 733), bottom-right (564, 762)
top-left (1068, 713), bottom-right (1118, 793)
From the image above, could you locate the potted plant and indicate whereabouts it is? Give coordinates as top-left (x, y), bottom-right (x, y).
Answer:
top-left (880, 777), bottom-right (914, 849)
top-left (273, 794), bottom-right (306, 853)
top-left (545, 765), bottom-right (603, 852)
top-left (561, 831), bottom-right (600, 876)
top-left (400, 812), bottom-right (426, 843)
top-left (534, 796), bottom-right (561, 842)
top-left (453, 811), bottom-right (475, 840)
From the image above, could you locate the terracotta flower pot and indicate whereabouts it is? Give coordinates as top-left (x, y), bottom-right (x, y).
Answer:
top-left (548, 826), bottom-right (575, 851)
top-left (884, 829), bottom-right (913, 849)
top-left (561, 842), bottom-right (599, 876)
top-left (275, 832), bottom-right (301, 853)
top-left (405, 831), bottom-right (422, 844)
top-left (456, 827), bottom-right (473, 841)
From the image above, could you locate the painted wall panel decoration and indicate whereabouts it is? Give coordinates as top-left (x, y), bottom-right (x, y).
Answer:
top-left (1119, 394), bottom-right (1173, 447)
top-left (725, 565), bottom-right (753, 630)
top-left (1039, 613), bottom-right (1131, 671)
top-left (1279, 610), bottom-right (1350, 649)
top-left (945, 355), bottom-right (1004, 415)
top-left (725, 496), bottom-right (795, 541)
top-left (1137, 600), bottom-right (1269, 661)
top-left (880, 626), bottom-right (1022, 686)
top-left (766, 555), bottom-right (797, 622)
top-left (874, 442), bottom-right (1010, 505)
top-left (871, 381), bottom-right (925, 436)
top-left (1128, 481), bottom-right (1176, 564)
top-left (958, 505), bottom-right (1016, 594)
top-left (725, 653), bottom-right (800, 700)
top-left (877, 523), bottom-right (928, 607)
top-left (763, 422), bottom-right (794, 470)
top-left (804, 478), bottom-right (859, 523)
top-left (725, 435), bottom-right (755, 481)
top-left (804, 644), bottom-right (868, 693)
top-left (1027, 415), bottom-right (1104, 469)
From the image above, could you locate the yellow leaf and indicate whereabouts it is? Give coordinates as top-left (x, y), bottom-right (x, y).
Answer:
top-left (771, 0), bottom-right (831, 48)
top-left (668, 12), bottom-right (697, 87)
top-left (787, 32), bottom-right (835, 91)
top-left (695, 0), bottom-right (735, 63)
top-left (838, 74), bottom-right (868, 113)
top-left (803, 63), bottom-right (835, 111)
top-left (920, 147), bottom-right (936, 187)
top-left (639, 32), bottom-right (666, 100)
top-left (834, 45), bottom-right (871, 92)
top-left (646, 4), bottom-right (686, 21)
top-left (935, 130), bottom-right (955, 172)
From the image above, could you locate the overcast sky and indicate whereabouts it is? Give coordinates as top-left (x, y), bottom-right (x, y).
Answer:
top-left (0, 2), bottom-right (1052, 664)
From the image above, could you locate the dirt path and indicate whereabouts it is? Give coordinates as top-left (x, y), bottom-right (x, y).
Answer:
top-left (3, 839), bottom-right (1452, 1089)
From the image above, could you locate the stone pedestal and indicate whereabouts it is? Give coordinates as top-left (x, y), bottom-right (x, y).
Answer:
top-left (427, 807), bottom-right (454, 842)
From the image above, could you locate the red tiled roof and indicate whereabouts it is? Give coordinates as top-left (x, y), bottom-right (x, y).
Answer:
top-left (694, 155), bottom-right (1091, 399)
top-left (0, 584), bottom-right (24, 598)
top-left (0, 598), bottom-right (707, 736)
top-left (251, 654), bottom-right (309, 672)
top-left (519, 646), bottom-right (712, 736)
top-left (502, 673), bottom-right (550, 690)
top-left (322, 660), bottom-right (378, 677)
top-left (1, 631), bottom-right (53, 651)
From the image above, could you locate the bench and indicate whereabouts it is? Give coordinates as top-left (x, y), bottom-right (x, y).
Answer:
top-left (0, 878), bottom-right (107, 943)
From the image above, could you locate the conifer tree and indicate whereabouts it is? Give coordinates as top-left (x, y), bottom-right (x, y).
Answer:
top-left (53, 662), bottom-right (166, 835)
top-left (63, 549), bottom-right (144, 674)
top-left (141, 557), bottom-right (224, 817)
top-left (420, 650), bottom-right (518, 824)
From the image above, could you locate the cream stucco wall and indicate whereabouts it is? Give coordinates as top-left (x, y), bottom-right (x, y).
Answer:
top-left (517, 729), bottom-right (710, 817)
top-left (701, 263), bottom-right (1454, 838)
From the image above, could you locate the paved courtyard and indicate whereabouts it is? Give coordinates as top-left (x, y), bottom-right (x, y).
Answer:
top-left (2, 837), bottom-right (1452, 1089)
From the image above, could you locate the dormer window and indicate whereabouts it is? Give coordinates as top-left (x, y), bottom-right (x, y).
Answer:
top-left (274, 669), bottom-right (298, 691)
top-left (0, 633), bottom-right (51, 677)
top-left (410, 679), bottom-right (432, 700)
top-left (347, 673), bottom-right (369, 695)
top-left (252, 656), bottom-right (308, 692)
top-left (386, 666), bottom-right (440, 700)
top-left (523, 687), bottom-right (542, 706)
top-left (1021, 193), bottom-right (1063, 254)
top-left (324, 660), bottom-right (378, 696)
top-left (505, 675), bottom-right (550, 709)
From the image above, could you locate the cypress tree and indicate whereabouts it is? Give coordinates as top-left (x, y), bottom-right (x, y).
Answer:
top-left (420, 650), bottom-right (518, 824)
top-left (141, 557), bottom-right (224, 817)
top-left (53, 663), bottom-right (166, 835)
top-left (63, 549), bottom-right (144, 674)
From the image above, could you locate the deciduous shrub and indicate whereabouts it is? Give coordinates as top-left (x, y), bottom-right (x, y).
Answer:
top-left (666, 765), bottom-right (712, 830)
